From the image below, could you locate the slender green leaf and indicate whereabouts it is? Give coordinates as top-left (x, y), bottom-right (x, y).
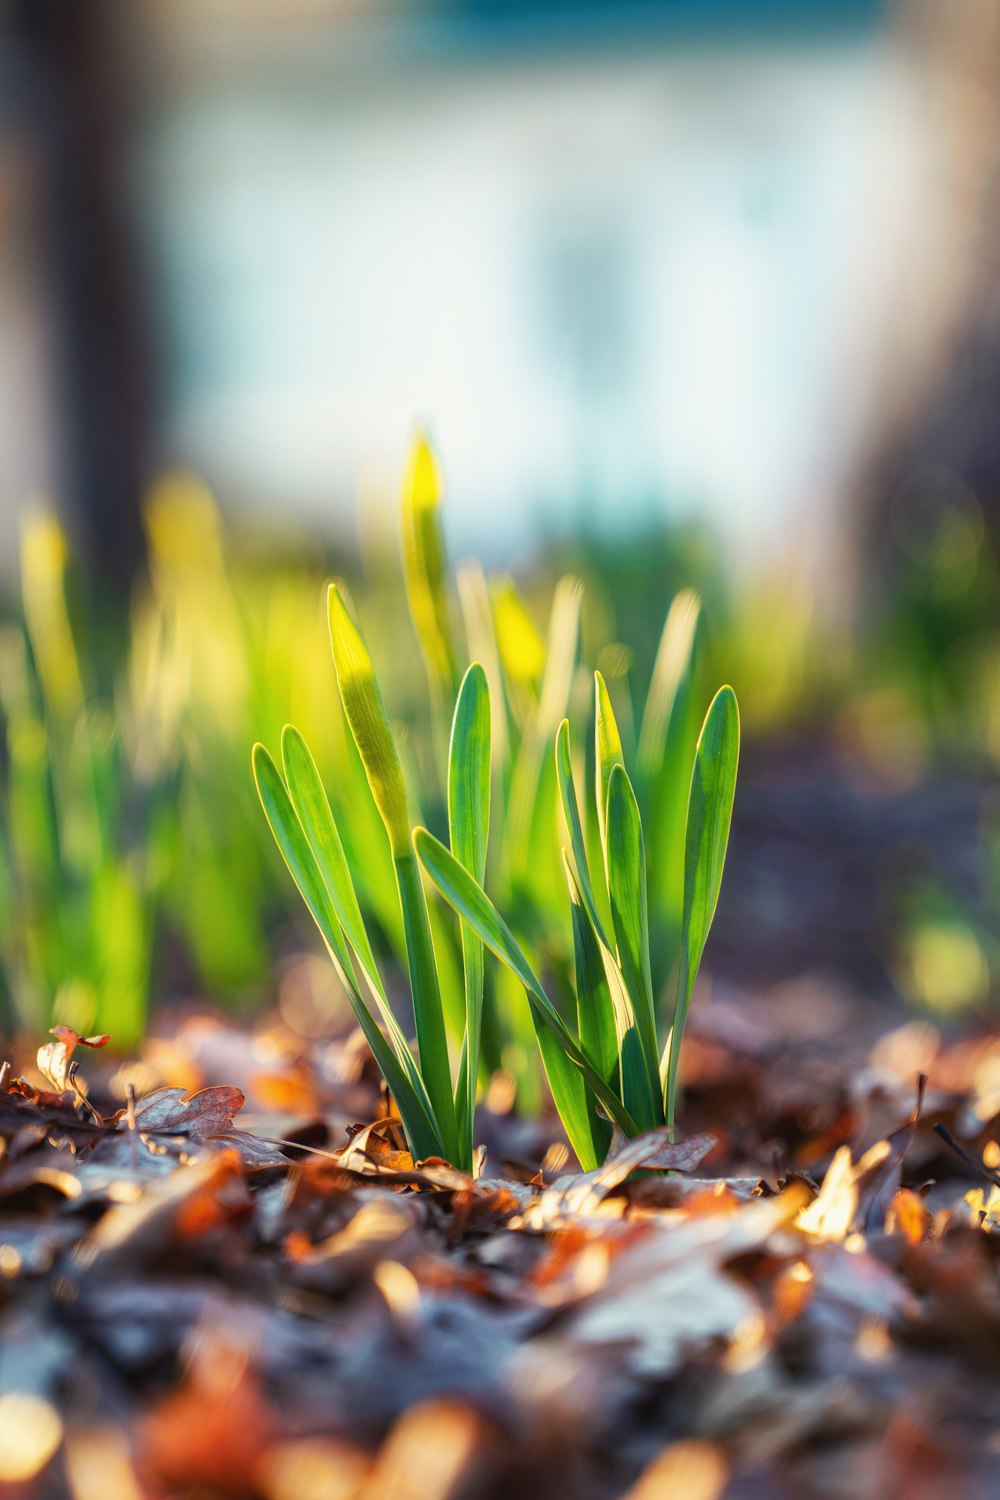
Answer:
top-left (556, 720), bottom-right (653, 1127)
top-left (534, 1009), bottom-right (598, 1169)
top-left (414, 826), bottom-right (639, 1140)
top-left (449, 665), bottom-right (491, 882)
top-left (638, 591), bottom-right (701, 930)
top-left (490, 576), bottom-right (546, 694)
top-left (594, 670), bottom-right (624, 861)
top-left (665, 685), bottom-right (740, 1125)
top-left (426, 895), bottom-right (466, 1040)
top-left (605, 763), bottom-right (661, 1118)
top-left (253, 743), bottom-right (352, 978)
top-left (448, 665), bottom-right (491, 1167)
top-left (252, 743), bottom-right (443, 1159)
top-left (280, 725), bottom-right (438, 1117)
top-left (326, 583), bottom-right (458, 1158)
top-left (638, 590), bottom-right (701, 776)
top-left (327, 584), bottom-right (410, 858)
top-left (564, 852), bottom-right (614, 1163)
top-left (611, 982), bottom-right (659, 1130)
top-left (281, 725), bottom-right (383, 1000)
top-left (555, 719), bottom-right (610, 950)
top-left (400, 430), bottom-right (459, 694)
top-left (394, 848), bottom-right (459, 1163)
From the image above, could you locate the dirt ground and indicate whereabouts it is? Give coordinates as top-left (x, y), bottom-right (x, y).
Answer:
top-left (1, 975), bottom-right (998, 1500)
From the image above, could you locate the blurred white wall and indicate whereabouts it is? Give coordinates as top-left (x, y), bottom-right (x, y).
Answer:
top-left (142, 21), bottom-right (891, 564)
top-left (0, 3), bottom-right (993, 582)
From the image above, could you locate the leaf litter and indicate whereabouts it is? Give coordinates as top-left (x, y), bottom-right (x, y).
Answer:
top-left (0, 1005), bottom-right (998, 1500)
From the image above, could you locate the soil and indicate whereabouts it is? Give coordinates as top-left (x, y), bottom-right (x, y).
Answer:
top-left (0, 985), bottom-right (998, 1500)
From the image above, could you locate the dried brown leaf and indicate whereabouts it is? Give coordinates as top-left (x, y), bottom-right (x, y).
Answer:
top-left (531, 1127), bottom-right (716, 1221)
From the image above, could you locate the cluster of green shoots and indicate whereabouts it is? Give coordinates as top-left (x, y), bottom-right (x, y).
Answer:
top-left (0, 516), bottom-right (158, 1045)
top-left (254, 445), bottom-right (739, 1169)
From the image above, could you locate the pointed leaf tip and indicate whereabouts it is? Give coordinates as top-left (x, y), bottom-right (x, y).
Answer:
top-left (327, 583), bottom-right (410, 856)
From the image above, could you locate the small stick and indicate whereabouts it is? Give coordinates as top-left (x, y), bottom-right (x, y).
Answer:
top-left (933, 1124), bottom-right (1000, 1189)
top-left (69, 1060), bottom-right (103, 1125)
top-left (126, 1083), bottom-right (138, 1171)
top-left (0, 1060), bottom-right (10, 1090)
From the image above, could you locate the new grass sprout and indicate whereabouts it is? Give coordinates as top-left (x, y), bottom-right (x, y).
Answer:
top-left (254, 438), bottom-right (740, 1167)
top-left (254, 589), bottom-right (490, 1171)
top-left (416, 677), bottom-right (739, 1167)
top-left (0, 513), bottom-right (158, 1043)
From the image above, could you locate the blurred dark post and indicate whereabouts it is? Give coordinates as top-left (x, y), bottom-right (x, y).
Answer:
top-left (10, 0), bottom-right (153, 586)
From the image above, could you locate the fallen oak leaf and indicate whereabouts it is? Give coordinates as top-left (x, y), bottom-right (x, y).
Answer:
top-left (101, 1085), bottom-right (289, 1168)
top-left (624, 1440), bottom-right (728, 1500)
top-left (532, 1127), bottom-right (717, 1222)
top-left (271, 1118), bottom-right (510, 1200)
top-left (885, 1187), bottom-right (932, 1245)
top-left (963, 1184), bottom-right (1000, 1232)
top-left (518, 1189), bottom-right (804, 1383)
top-left (132, 1084), bottom-right (247, 1136)
top-left (795, 1145), bottom-right (859, 1242)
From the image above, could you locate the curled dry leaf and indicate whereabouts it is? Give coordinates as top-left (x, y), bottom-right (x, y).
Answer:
top-left (35, 1027), bottom-right (111, 1095)
top-left (48, 1026), bottom-right (111, 1052)
top-left (530, 1126), bottom-right (717, 1222)
top-left (331, 1119), bottom-right (477, 1193)
top-left (128, 1085), bottom-right (288, 1168)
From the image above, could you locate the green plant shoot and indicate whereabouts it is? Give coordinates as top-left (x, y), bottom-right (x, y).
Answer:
top-left (418, 671), bottom-right (740, 1165)
top-left (254, 585), bottom-right (495, 1171)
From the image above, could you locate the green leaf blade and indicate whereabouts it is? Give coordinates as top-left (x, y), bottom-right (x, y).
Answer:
top-left (594, 670), bottom-right (624, 861)
top-left (401, 429), bottom-right (459, 694)
top-left (665, 684), bottom-right (740, 1126)
top-left (637, 591), bottom-right (702, 934)
top-left (555, 719), bottom-right (610, 949)
top-left (605, 762), bottom-right (662, 1125)
top-left (415, 826), bottom-right (639, 1142)
top-left (564, 852), bottom-right (615, 1163)
top-left (253, 742), bottom-right (353, 978)
top-left (448, 662), bottom-right (492, 1168)
top-left (448, 664), bottom-right (491, 882)
top-left (252, 742), bottom-right (443, 1160)
top-left (327, 584), bottom-right (410, 858)
top-left (394, 848), bottom-right (460, 1165)
top-left (280, 725), bottom-right (384, 1001)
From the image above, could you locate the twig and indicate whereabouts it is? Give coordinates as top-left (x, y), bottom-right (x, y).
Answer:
top-left (68, 1060), bottom-right (104, 1125)
top-left (933, 1124), bottom-right (1000, 1189)
top-left (0, 1060), bottom-right (10, 1090)
top-left (126, 1082), bottom-right (138, 1172)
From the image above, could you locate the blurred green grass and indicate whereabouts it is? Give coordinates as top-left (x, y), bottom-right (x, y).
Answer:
top-left (2, 438), bottom-right (999, 1051)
